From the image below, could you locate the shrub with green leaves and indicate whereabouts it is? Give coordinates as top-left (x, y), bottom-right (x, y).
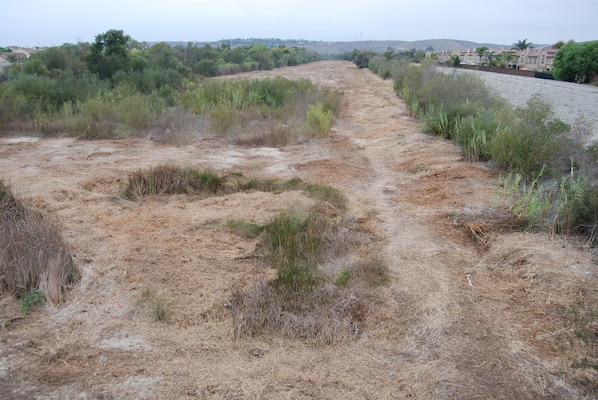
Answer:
top-left (209, 104), bottom-right (237, 134)
top-left (490, 94), bottom-right (570, 178)
top-left (117, 94), bottom-right (151, 132)
top-left (19, 289), bottom-right (44, 315)
top-left (305, 102), bottom-right (333, 137)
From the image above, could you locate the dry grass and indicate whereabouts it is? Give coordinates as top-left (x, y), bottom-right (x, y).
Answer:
top-left (231, 119), bottom-right (300, 147)
top-left (122, 165), bottom-right (222, 200)
top-left (0, 180), bottom-right (77, 307)
top-left (148, 107), bottom-right (207, 146)
top-left (119, 163), bottom-right (384, 343)
top-left (229, 279), bottom-right (370, 344)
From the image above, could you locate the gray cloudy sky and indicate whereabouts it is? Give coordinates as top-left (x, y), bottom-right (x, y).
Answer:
top-left (2, 0), bottom-right (596, 47)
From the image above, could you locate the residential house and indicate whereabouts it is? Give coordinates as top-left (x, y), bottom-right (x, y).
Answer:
top-left (429, 46), bottom-right (558, 72)
top-left (0, 46), bottom-right (42, 64)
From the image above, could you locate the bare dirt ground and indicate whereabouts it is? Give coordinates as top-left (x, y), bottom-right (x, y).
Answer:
top-left (1, 60), bottom-right (597, 399)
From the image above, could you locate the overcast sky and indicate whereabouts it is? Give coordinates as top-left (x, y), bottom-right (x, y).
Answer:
top-left (2, 0), bottom-right (596, 47)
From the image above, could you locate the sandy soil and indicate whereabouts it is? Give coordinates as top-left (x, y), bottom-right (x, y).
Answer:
top-left (1, 61), bottom-right (597, 399)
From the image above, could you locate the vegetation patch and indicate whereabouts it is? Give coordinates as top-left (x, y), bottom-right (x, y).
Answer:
top-left (122, 165), bottom-right (222, 200)
top-left (364, 57), bottom-right (598, 239)
top-left (305, 102), bottom-right (333, 137)
top-left (138, 287), bottom-right (170, 322)
top-left (228, 188), bottom-right (386, 343)
top-left (558, 292), bottom-right (598, 397)
top-left (0, 29), bottom-right (333, 142)
top-left (120, 165), bottom-right (384, 342)
top-left (0, 180), bottom-right (78, 313)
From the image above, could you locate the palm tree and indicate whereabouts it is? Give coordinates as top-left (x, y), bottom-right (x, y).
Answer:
top-left (512, 39), bottom-right (533, 50)
top-left (475, 46), bottom-right (489, 66)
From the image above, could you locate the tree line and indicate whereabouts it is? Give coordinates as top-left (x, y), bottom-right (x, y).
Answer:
top-left (0, 29), bottom-right (321, 130)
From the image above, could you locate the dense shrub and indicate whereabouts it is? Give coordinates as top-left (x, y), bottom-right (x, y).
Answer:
top-left (0, 32), bottom-right (322, 137)
top-left (181, 77), bottom-right (341, 144)
top-left (305, 102), bottom-right (333, 137)
top-left (489, 94), bottom-right (571, 178)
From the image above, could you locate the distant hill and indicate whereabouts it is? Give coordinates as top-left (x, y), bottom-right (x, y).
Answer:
top-left (164, 38), bottom-right (511, 55)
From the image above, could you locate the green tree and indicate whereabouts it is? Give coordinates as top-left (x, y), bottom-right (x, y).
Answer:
top-left (552, 40), bottom-right (565, 49)
top-left (86, 29), bottom-right (132, 79)
top-left (351, 50), bottom-right (374, 68)
top-left (147, 42), bottom-right (179, 69)
top-left (553, 40), bottom-right (598, 83)
top-left (193, 59), bottom-right (217, 77)
top-left (512, 39), bottom-right (533, 50)
top-left (489, 52), bottom-right (515, 69)
top-left (475, 47), bottom-right (489, 65)
top-left (383, 47), bottom-right (396, 61)
top-left (449, 55), bottom-right (461, 67)
top-left (22, 58), bottom-right (49, 76)
top-left (248, 43), bottom-right (273, 70)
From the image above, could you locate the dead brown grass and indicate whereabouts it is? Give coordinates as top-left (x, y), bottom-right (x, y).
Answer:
top-left (229, 279), bottom-right (371, 344)
top-left (0, 180), bottom-right (77, 305)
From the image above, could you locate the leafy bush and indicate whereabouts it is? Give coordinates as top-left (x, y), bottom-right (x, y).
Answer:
top-left (305, 102), bottom-right (332, 137)
top-left (209, 104), bottom-right (237, 134)
top-left (453, 111), bottom-right (502, 161)
top-left (19, 289), bottom-right (44, 315)
top-left (489, 94), bottom-right (570, 178)
top-left (81, 98), bottom-right (117, 139)
top-left (117, 94), bottom-right (151, 132)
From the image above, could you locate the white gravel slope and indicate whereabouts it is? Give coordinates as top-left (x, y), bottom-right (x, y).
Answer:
top-left (446, 67), bottom-right (598, 140)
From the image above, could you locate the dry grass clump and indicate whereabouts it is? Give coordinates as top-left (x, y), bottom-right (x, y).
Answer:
top-left (0, 180), bottom-right (77, 310)
top-left (229, 280), bottom-right (369, 343)
top-left (123, 165), bottom-right (222, 200)
top-left (232, 119), bottom-right (300, 147)
top-left (137, 287), bottom-right (170, 322)
top-left (452, 209), bottom-right (524, 247)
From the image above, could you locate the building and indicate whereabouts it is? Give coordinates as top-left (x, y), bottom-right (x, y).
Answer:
top-left (429, 47), bottom-right (558, 72)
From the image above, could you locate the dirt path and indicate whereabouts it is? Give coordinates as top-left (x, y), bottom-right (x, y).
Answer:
top-left (1, 61), bottom-right (596, 399)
